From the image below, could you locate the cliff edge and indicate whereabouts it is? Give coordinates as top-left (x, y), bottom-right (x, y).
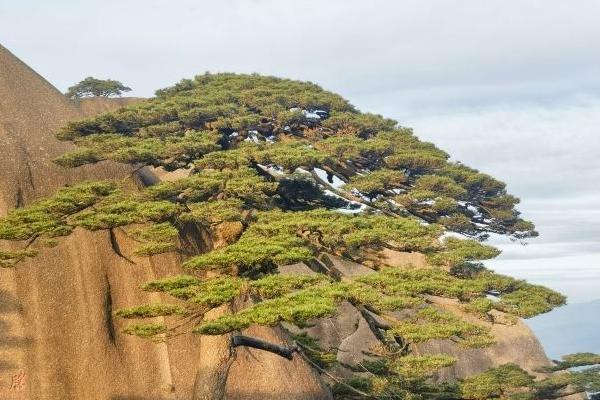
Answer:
top-left (0, 44), bottom-right (562, 400)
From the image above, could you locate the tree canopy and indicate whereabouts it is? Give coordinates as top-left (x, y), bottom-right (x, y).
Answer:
top-left (65, 76), bottom-right (132, 98)
top-left (2, 72), bottom-right (596, 399)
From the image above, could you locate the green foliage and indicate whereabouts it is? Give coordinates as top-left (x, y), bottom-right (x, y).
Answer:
top-left (333, 357), bottom-right (461, 399)
top-left (183, 229), bottom-right (312, 273)
top-left (183, 209), bottom-right (440, 273)
top-left (254, 141), bottom-right (329, 171)
top-left (139, 273), bottom-right (329, 313)
top-left (542, 352), bottom-right (600, 372)
top-left (139, 274), bottom-right (245, 307)
top-left (193, 147), bottom-right (253, 170)
top-left (129, 223), bottom-right (179, 256)
top-left (180, 199), bottom-right (244, 225)
top-left (53, 148), bottom-right (101, 167)
top-left (116, 303), bottom-right (186, 318)
top-left (194, 284), bottom-right (345, 334)
top-left (391, 307), bottom-right (494, 348)
top-left (145, 167), bottom-right (277, 205)
top-left (140, 275), bottom-right (201, 292)
top-left (249, 274), bottom-right (329, 298)
top-left (0, 181), bottom-right (184, 262)
top-left (344, 280), bottom-right (421, 312)
top-left (292, 333), bottom-right (337, 369)
top-left (390, 354), bottom-right (456, 379)
top-left (356, 264), bottom-right (564, 319)
top-left (429, 237), bottom-right (501, 267)
top-left (69, 197), bottom-right (178, 230)
top-left (321, 112), bottom-right (397, 138)
top-left (0, 249), bottom-right (38, 268)
top-left (53, 73), bottom-right (536, 240)
top-left (65, 76), bottom-right (131, 98)
top-left (413, 175), bottom-right (468, 199)
top-left (59, 73), bottom-right (351, 144)
top-left (494, 284), bottom-right (566, 318)
top-left (464, 297), bottom-right (495, 317)
top-left (460, 363), bottom-right (534, 399)
top-left (1, 72), bottom-right (574, 399)
top-left (345, 169), bottom-right (406, 199)
top-left (535, 366), bottom-right (600, 398)
top-left (123, 322), bottom-right (168, 338)
top-left (55, 130), bottom-right (221, 170)
top-left (186, 262), bottom-right (552, 339)
top-left (331, 377), bottom-right (373, 397)
top-left (0, 181), bottom-right (117, 241)
top-left (275, 172), bottom-right (349, 210)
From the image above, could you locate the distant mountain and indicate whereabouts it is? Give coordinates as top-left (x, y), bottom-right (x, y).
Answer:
top-left (527, 299), bottom-right (600, 359)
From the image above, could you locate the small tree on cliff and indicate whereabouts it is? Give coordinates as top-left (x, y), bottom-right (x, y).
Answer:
top-left (1, 73), bottom-right (597, 399)
top-left (65, 76), bottom-right (131, 98)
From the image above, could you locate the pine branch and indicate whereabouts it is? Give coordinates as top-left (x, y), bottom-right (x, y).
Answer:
top-left (231, 335), bottom-right (298, 360)
top-left (295, 343), bottom-right (378, 399)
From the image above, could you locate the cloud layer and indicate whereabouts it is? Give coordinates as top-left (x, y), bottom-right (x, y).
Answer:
top-left (2, 0), bottom-right (600, 99)
top-left (400, 100), bottom-right (600, 303)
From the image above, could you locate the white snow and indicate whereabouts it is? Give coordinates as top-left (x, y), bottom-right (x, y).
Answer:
top-left (313, 167), bottom-right (345, 189)
top-left (302, 110), bottom-right (321, 120)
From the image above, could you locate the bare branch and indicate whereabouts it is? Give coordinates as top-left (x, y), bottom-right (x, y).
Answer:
top-left (231, 335), bottom-right (298, 360)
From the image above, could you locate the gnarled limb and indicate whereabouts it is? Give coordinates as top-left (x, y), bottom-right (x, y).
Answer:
top-left (232, 335), bottom-right (298, 360)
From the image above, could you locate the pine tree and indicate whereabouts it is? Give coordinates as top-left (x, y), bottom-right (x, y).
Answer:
top-left (65, 76), bottom-right (132, 98)
top-left (1, 73), bottom-right (597, 399)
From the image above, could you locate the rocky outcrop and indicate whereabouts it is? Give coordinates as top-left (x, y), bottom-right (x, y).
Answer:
top-left (224, 324), bottom-right (331, 400)
top-left (0, 43), bottom-right (194, 400)
top-left (0, 46), bottom-right (137, 212)
top-left (0, 43), bottom-right (563, 399)
top-left (280, 253), bottom-right (555, 384)
top-left (416, 296), bottom-right (551, 380)
top-left (0, 44), bottom-right (331, 400)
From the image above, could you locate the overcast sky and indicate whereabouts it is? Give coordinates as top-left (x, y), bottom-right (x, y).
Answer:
top-left (1, 0), bottom-right (599, 304)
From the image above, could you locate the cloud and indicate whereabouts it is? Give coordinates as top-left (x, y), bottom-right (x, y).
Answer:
top-left (397, 97), bottom-right (600, 200)
top-left (1, 0), bottom-right (600, 98)
top-left (388, 98), bottom-right (600, 304)
top-left (486, 253), bottom-right (600, 304)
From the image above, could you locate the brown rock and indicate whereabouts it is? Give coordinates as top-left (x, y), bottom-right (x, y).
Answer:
top-left (416, 296), bottom-right (552, 380)
top-left (0, 44), bottom-right (199, 400)
top-left (224, 324), bottom-right (331, 400)
top-left (0, 44), bottom-right (333, 399)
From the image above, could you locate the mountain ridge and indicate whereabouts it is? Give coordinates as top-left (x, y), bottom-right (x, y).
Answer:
top-left (0, 44), bottom-right (585, 400)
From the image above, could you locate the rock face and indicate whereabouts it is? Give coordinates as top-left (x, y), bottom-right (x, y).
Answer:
top-left (0, 45), bottom-right (328, 400)
top-left (0, 43), bottom-right (558, 400)
top-left (383, 250), bottom-right (554, 379)
top-left (0, 46), bottom-right (128, 212)
top-left (282, 253), bottom-right (554, 383)
top-left (0, 43), bottom-right (199, 400)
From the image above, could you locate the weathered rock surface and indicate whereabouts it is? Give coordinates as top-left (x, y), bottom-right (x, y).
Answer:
top-left (281, 252), bottom-right (556, 385)
top-left (224, 324), bottom-right (331, 400)
top-left (0, 43), bottom-right (199, 400)
top-left (418, 296), bottom-right (552, 379)
top-left (0, 44), bottom-right (329, 400)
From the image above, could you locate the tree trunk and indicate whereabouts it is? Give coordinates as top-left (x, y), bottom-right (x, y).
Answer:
top-left (232, 335), bottom-right (298, 360)
top-left (192, 305), bottom-right (235, 400)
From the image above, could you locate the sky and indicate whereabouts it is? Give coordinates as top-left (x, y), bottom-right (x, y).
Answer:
top-left (1, 1), bottom-right (599, 301)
